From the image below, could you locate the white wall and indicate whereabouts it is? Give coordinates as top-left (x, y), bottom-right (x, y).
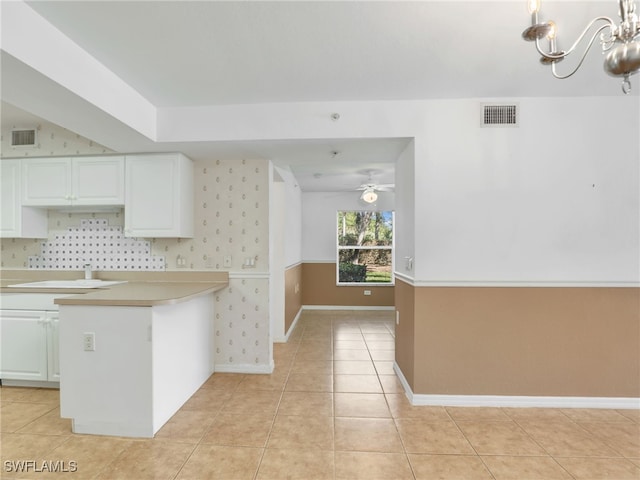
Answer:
top-left (302, 191), bottom-right (395, 262)
top-left (269, 164), bottom-right (286, 342)
top-left (394, 140), bottom-right (415, 278)
top-left (274, 166), bottom-right (303, 268)
top-left (414, 97), bottom-right (640, 285)
top-left (298, 94), bottom-right (640, 287)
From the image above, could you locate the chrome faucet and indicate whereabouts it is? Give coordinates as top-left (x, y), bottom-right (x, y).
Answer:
top-left (84, 263), bottom-right (92, 280)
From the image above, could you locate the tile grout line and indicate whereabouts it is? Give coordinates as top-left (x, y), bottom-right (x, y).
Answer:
top-left (170, 376), bottom-right (245, 480)
top-left (445, 410), bottom-right (498, 480)
top-left (251, 319), bottom-right (305, 480)
top-left (505, 413), bottom-right (579, 480)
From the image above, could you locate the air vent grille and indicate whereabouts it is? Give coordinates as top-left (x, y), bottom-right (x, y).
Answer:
top-left (11, 129), bottom-right (37, 147)
top-left (481, 104), bottom-right (518, 127)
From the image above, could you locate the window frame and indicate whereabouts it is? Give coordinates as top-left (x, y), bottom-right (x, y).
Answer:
top-left (336, 210), bottom-right (395, 286)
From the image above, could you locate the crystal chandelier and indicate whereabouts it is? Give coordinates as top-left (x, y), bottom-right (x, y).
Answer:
top-left (522, 0), bottom-right (640, 93)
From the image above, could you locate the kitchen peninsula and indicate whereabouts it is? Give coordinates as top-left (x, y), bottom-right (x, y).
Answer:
top-left (1, 270), bottom-right (228, 438)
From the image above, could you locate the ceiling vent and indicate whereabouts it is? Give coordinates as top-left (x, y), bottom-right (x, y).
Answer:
top-left (11, 129), bottom-right (37, 147)
top-left (481, 104), bottom-right (518, 127)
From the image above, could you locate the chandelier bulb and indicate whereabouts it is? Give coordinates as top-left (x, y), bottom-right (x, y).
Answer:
top-left (547, 21), bottom-right (557, 40)
top-left (527, 0), bottom-right (541, 14)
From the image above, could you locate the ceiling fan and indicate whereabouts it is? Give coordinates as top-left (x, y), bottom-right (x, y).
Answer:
top-left (355, 171), bottom-right (394, 204)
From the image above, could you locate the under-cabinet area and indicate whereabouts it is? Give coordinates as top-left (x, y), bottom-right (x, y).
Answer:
top-left (0, 152), bottom-right (194, 239)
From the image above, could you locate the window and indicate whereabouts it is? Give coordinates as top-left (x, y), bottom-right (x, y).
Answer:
top-left (337, 211), bottom-right (394, 285)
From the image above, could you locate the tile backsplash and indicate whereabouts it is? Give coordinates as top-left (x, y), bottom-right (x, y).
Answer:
top-left (28, 218), bottom-right (165, 271)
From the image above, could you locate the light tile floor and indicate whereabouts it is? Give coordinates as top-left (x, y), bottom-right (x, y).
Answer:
top-left (1, 310), bottom-right (639, 479)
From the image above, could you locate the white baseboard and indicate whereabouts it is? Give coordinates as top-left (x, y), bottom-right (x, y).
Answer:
top-left (393, 363), bottom-right (640, 410)
top-left (1, 379), bottom-right (60, 389)
top-left (274, 307), bottom-right (303, 343)
top-left (302, 305), bottom-right (395, 311)
top-left (214, 361), bottom-right (274, 375)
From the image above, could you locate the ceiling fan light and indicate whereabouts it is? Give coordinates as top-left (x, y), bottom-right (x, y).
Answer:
top-left (361, 188), bottom-right (378, 203)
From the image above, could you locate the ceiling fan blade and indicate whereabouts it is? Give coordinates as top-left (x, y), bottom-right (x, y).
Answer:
top-left (355, 183), bottom-right (394, 191)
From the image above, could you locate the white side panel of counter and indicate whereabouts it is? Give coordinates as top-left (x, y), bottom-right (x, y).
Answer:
top-left (59, 293), bottom-right (214, 438)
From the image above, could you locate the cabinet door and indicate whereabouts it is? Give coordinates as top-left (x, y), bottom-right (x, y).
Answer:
top-left (72, 156), bottom-right (125, 205)
top-left (1, 160), bottom-right (48, 238)
top-left (0, 310), bottom-right (48, 381)
top-left (22, 158), bottom-right (72, 206)
top-left (1, 160), bottom-right (21, 234)
top-left (46, 312), bottom-right (60, 381)
top-left (125, 154), bottom-right (194, 238)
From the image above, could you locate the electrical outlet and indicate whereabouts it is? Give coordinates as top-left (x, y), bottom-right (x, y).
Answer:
top-left (223, 255), bottom-right (232, 268)
top-left (364, 290), bottom-right (372, 296)
top-left (83, 332), bottom-right (95, 352)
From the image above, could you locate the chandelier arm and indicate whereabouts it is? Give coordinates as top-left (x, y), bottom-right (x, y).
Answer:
top-left (534, 17), bottom-right (616, 60)
top-left (549, 24), bottom-right (613, 79)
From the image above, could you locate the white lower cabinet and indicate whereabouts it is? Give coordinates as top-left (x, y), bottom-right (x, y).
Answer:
top-left (47, 314), bottom-right (61, 381)
top-left (0, 309), bottom-right (60, 384)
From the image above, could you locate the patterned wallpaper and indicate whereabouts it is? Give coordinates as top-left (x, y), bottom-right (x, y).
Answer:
top-left (1, 119), bottom-right (274, 372)
top-left (0, 122), bottom-right (111, 158)
top-left (161, 158), bottom-right (271, 371)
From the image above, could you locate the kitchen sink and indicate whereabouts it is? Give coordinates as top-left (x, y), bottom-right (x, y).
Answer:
top-left (8, 279), bottom-right (127, 289)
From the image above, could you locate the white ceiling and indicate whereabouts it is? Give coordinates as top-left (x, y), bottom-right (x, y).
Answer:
top-left (2, 0), bottom-right (634, 192)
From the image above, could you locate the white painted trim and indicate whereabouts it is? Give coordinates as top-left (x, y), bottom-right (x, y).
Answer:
top-left (393, 273), bottom-right (639, 288)
top-left (393, 362), bottom-right (413, 403)
top-left (411, 395), bottom-right (640, 409)
top-left (302, 305), bottom-right (395, 311)
top-left (1, 379), bottom-right (59, 389)
top-left (286, 261), bottom-right (302, 270)
top-left (394, 272), bottom-right (414, 285)
top-left (393, 363), bottom-right (640, 409)
top-left (274, 307), bottom-right (302, 343)
top-left (228, 271), bottom-right (270, 280)
top-left (301, 260), bottom-right (336, 264)
top-left (214, 362), bottom-right (274, 374)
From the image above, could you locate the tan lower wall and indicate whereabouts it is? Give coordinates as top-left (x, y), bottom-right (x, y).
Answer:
top-left (301, 262), bottom-right (394, 307)
top-left (394, 279), bottom-right (414, 390)
top-left (396, 281), bottom-right (640, 398)
top-left (284, 264), bottom-right (303, 334)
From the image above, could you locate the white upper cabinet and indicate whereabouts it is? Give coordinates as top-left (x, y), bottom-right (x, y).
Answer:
top-left (22, 156), bottom-right (125, 207)
top-left (0, 160), bottom-right (48, 238)
top-left (124, 153), bottom-right (194, 238)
